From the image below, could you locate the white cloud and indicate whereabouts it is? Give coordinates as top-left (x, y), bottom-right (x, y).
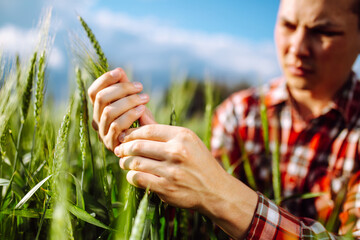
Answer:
top-left (0, 25), bottom-right (38, 55)
top-left (48, 47), bottom-right (64, 69)
top-left (48, 0), bottom-right (97, 10)
top-left (94, 9), bottom-right (281, 80)
top-left (0, 24), bottom-right (65, 70)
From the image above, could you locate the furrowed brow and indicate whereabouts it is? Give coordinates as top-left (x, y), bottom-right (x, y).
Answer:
top-left (279, 16), bottom-right (295, 24)
top-left (308, 20), bottom-right (342, 29)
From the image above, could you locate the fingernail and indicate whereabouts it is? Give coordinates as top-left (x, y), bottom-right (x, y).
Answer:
top-left (139, 93), bottom-right (149, 101)
top-left (135, 105), bottom-right (145, 113)
top-left (119, 158), bottom-right (124, 168)
top-left (114, 146), bottom-right (121, 156)
top-left (118, 132), bottom-right (125, 142)
top-left (133, 82), bottom-right (142, 89)
top-left (110, 68), bottom-right (121, 78)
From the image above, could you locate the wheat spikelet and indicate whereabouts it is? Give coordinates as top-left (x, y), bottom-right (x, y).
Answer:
top-left (34, 51), bottom-right (46, 125)
top-left (16, 54), bottom-right (21, 91)
top-left (52, 103), bottom-right (72, 176)
top-left (50, 172), bottom-right (74, 240)
top-left (0, 125), bottom-right (8, 166)
top-left (76, 67), bottom-right (89, 190)
top-left (129, 191), bottom-right (149, 240)
top-left (0, 73), bottom-right (19, 141)
top-left (78, 16), bottom-right (108, 71)
top-left (21, 51), bottom-right (37, 122)
top-left (50, 101), bottom-right (74, 240)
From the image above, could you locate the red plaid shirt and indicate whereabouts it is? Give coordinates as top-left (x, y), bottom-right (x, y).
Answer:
top-left (211, 74), bottom-right (360, 239)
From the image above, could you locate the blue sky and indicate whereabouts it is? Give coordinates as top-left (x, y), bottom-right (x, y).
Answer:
top-left (0, 0), bottom-right (282, 100)
top-left (98, 1), bottom-right (279, 41)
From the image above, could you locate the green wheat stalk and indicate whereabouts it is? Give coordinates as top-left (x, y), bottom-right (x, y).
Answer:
top-left (0, 67), bottom-right (23, 208)
top-left (34, 51), bottom-right (46, 126)
top-left (16, 54), bottom-right (21, 92)
top-left (259, 92), bottom-right (281, 203)
top-left (99, 142), bottom-right (115, 222)
top-left (204, 80), bottom-right (215, 149)
top-left (177, 208), bottom-right (190, 240)
top-left (78, 16), bottom-right (109, 72)
top-left (115, 183), bottom-right (138, 239)
top-left (78, 14), bottom-right (143, 226)
top-left (13, 51), bottom-right (37, 172)
top-left (140, 192), bottom-right (158, 240)
top-left (235, 125), bottom-right (257, 190)
top-left (51, 102), bottom-right (72, 176)
top-left (0, 126), bottom-right (9, 179)
top-left (272, 138), bottom-right (281, 205)
top-left (325, 182), bottom-right (347, 232)
top-left (21, 52), bottom-right (37, 122)
top-left (31, 51), bottom-right (46, 171)
top-left (129, 190), bottom-right (149, 240)
top-left (77, 15), bottom-right (140, 130)
top-left (50, 182), bottom-right (74, 240)
top-left (168, 77), bottom-right (197, 125)
top-left (35, 195), bottom-right (51, 240)
top-left (50, 102), bottom-right (74, 240)
top-left (76, 67), bottom-right (95, 191)
top-left (259, 95), bottom-right (270, 156)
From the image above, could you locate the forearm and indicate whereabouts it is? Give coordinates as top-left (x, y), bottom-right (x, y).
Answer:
top-left (200, 173), bottom-right (259, 239)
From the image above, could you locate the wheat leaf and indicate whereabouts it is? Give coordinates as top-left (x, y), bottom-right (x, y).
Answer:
top-left (1, 208), bottom-right (53, 219)
top-left (15, 174), bottom-right (52, 209)
top-left (0, 178), bottom-right (10, 186)
top-left (281, 192), bottom-right (326, 203)
top-left (66, 172), bottom-right (85, 210)
top-left (66, 203), bottom-right (111, 230)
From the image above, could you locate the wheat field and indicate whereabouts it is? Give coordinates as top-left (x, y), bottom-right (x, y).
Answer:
top-left (0, 9), bottom-right (346, 240)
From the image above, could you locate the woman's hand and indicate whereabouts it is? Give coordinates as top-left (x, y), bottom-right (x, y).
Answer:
top-left (88, 68), bottom-right (156, 151)
top-left (114, 124), bottom-right (258, 239)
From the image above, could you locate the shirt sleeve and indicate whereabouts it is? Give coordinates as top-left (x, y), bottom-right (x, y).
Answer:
top-left (245, 192), bottom-right (356, 240)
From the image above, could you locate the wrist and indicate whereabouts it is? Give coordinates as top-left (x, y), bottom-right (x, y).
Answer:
top-left (200, 172), bottom-right (258, 239)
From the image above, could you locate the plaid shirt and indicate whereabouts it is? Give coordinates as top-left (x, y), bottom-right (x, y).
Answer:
top-left (211, 74), bottom-right (360, 239)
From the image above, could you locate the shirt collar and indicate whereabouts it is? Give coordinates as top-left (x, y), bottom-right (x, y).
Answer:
top-left (263, 76), bottom-right (289, 107)
top-left (263, 73), bottom-right (360, 125)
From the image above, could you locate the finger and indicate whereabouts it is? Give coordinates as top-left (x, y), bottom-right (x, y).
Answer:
top-left (92, 119), bottom-right (99, 131)
top-left (139, 107), bottom-right (157, 125)
top-left (103, 105), bottom-right (146, 150)
top-left (114, 139), bottom-right (169, 161)
top-left (93, 82), bottom-right (144, 124)
top-left (127, 170), bottom-right (162, 191)
top-left (99, 93), bottom-right (149, 137)
top-left (121, 124), bottom-right (183, 143)
top-left (88, 68), bottom-right (129, 105)
top-left (120, 156), bottom-right (167, 177)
